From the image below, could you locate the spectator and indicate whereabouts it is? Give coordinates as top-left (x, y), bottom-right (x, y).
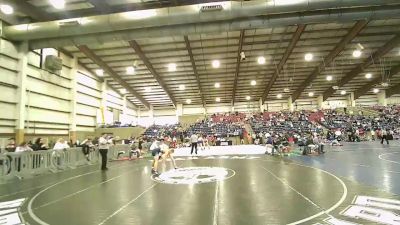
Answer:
top-left (32, 138), bottom-right (48, 151)
top-left (15, 142), bottom-right (33, 153)
top-left (5, 138), bottom-right (16, 152)
top-left (53, 138), bottom-right (70, 150)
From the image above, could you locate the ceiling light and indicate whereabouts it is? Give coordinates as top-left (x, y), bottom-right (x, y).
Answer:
top-left (124, 9), bottom-right (157, 19)
top-left (332, 86), bottom-right (339, 90)
top-left (304, 53), bottom-right (313, 61)
top-left (308, 92), bottom-right (314, 97)
top-left (212, 60), bottom-right (220, 68)
top-left (120, 89), bottom-right (127, 94)
top-left (271, 0), bottom-right (306, 5)
top-left (216, 97), bottom-right (221, 102)
top-left (340, 90), bottom-right (346, 95)
top-left (145, 87), bottom-right (151, 92)
top-left (250, 80), bottom-right (256, 86)
top-left (58, 19), bottom-right (82, 27)
top-left (283, 88), bottom-right (290, 93)
top-left (352, 50), bottom-right (362, 58)
top-left (373, 88), bottom-right (379, 93)
top-left (14, 24), bottom-right (38, 31)
top-left (0, 4), bottom-right (14, 15)
top-left (168, 63), bottom-right (177, 72)
top-left (95, 69), bottom-right (104, 76)
top-left (326, 75), bottom-right (333, 81)
top-left (49, 0), bottom-right (65, 9)
top-left (214, 82), bottom-right (220, 88)
top-left (365, 73), bottom-right (372, 79)
top-left (257, 56), bottom-right (266, 65)
top-left (126, 66), bottom-right (135, 75)
top-left (179, 84), bottom-right (185, 90)
top-left (186, 99), bottom-right (191, 104)
top-left (277, 94), bottom-right (282, 99)
top-left (246, 96), bottom-right (251, 100)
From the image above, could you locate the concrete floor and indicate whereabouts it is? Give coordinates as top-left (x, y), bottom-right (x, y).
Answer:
top-left (1, 142), bottom-right (399, 225)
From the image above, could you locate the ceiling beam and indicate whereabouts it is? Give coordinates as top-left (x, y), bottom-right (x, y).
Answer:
top-left (184, 36), bottom-right (205, 107)
top-left (292, 20), bottom-right (368, 102)
top-left (129, 40), bottom-right (177, 108)
top-left (232, 30), bottom-right (245, 106)
top-left (322, 33), bottom-right (400, 101)
top-left (262, 24), bottom-right (306, 102)
top-left (386, 82), bottom-right (400, 98)
top-left (354, 64), bottom-right (400, 99)
top-left (77, 45), bottom-right (150, 109)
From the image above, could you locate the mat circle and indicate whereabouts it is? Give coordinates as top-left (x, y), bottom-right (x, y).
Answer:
top-left (151, 167), bottom-right (235, 184)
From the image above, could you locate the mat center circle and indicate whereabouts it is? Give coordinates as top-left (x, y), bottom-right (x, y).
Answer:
top-left (152, 166), bottom-right (235, 184)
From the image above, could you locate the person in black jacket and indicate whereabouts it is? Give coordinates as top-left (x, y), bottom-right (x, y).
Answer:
top-left (31, 138), bottom-right (48, 168)
top-left (32, 138), bottom-right (48, 151)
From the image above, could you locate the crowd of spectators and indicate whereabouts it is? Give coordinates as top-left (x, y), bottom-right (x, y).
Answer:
top-left (3, 106), bottom-right (399, 159)
top-left (320, 108), bottom-right (400, 142)
top-left (186, 118), bottom-right (244, 138)
top-left (143, 124), bottom-right (184, 139)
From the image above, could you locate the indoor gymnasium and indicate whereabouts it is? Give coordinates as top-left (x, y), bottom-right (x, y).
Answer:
top-left (0, 0), bottom-right (400, 224)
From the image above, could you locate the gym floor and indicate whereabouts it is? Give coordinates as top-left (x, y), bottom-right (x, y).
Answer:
top-left (1, 141), bottom-right (400, 225)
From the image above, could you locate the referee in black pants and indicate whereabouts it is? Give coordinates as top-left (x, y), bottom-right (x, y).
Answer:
top-left (190, 133), bottom-right (198, 155)
top-left (98, 134), bottom-right (113, 170)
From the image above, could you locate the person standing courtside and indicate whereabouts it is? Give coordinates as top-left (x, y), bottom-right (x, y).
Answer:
top-left (98, 134), bottom-right (113, 170)
top-left (190, 133), bottom-right (198, 155)
top-left (381, 129), bottom-right (389, 145)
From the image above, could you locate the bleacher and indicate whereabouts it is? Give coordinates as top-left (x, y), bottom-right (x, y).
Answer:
top-left (143, 124), bottom-right (183, 138)
top-left (182, 113), bottom-right (246, 137)
top-left (250, 111), bottom-right (318, 135)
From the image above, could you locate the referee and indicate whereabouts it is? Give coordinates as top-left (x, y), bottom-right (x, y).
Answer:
top-left (190, 133), bottom-right (198, 155)
top-left (98, 134), bottom-right (113, 171)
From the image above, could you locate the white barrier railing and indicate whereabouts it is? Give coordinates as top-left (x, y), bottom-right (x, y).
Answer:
top-left (0, 147), bottom-right (99, 180)
top-left (107, 144), bottom-right (131, 160)
top-left (0, 145), bottom-right (134, 181)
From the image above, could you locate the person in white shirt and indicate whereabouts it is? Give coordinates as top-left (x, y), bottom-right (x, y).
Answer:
top-left (334, 129), bottom-right (342, 139)
top-left (53, 138), bottom-right (70, 150)
top-left (15, 142), bottom-right (33, 153)
top-left (370, 130), bottom-right (376, 141)
top-left (98, 134), bottom-right (113, 171)
top-left (190, 133), bottom-right (198, 155)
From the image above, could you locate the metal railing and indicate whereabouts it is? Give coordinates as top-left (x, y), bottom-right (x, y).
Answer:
top-left (0, 145), bottom-right (132, 181)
